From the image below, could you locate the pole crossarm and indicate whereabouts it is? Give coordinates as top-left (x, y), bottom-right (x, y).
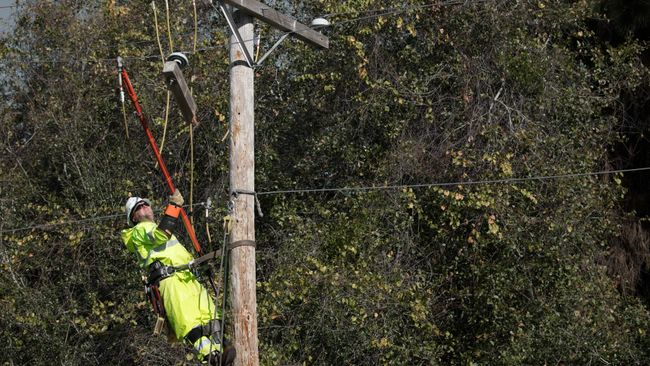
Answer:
top-left (162, 61), bottom-right (198, 125)
top-left (223, 0), bottom-right (329, 49)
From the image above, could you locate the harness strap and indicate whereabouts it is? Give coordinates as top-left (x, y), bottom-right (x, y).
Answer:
top-left (146, 248), bottom-right (223, 286)
top-left (151, 285), bottom-right (165, 315)
top-left (188, 249), bottom-right (222, 268)
top-left (147, 261), bottom-right (176, 285)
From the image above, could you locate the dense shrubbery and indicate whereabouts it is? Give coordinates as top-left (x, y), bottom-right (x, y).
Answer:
top-left (2, 0), bottom-right (650, 365)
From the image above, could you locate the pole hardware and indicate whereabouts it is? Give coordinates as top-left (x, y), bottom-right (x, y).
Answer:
top-left (222, 0), bottom-right (329, 49)
top-left (218, 1), bottom-right (256, 68)
top-left (167, 52), bottom-right (190, 68)
top-left (217, 0), bottom-right (330, 67)
top-left (256, 17), bottom-right (329, 65)
top-left (162, 52), bottom-right (198, 125)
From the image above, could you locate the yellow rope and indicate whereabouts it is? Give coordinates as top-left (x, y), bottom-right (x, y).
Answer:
top-left (189, 123), bottom-right (194, 224)
top-left (189, 0), bottom-right (198, 225)
top-left (193, 0), bottom-right (198, 53)
top-left (152, 1), bottom-right (164, 63)
top-left (160, 92), bottom-right (171, 154)
top-left (165, 0), bottom-right (174, 51)
top-left (151, 1), bottom-right (171, 155)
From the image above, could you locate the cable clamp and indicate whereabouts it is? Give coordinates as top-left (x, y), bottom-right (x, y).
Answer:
top-left (231, 189), bottom-right (264, 217)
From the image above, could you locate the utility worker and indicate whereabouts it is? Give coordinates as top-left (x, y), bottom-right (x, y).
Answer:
top-left (121, 190), bottom-right (235, 365)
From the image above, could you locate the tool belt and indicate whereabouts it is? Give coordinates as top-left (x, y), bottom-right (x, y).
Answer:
top-left (147, 260), bottom-right (177, 286)
top-left (185, 319), bottom-right (222, 345)
top-left (147, 249), bottom-right (222, 286)
top-left (144, 261), bottom-right (175, 336)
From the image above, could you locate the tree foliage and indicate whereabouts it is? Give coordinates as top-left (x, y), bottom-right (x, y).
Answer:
top-left (1, 0), bottom-right (650, 365)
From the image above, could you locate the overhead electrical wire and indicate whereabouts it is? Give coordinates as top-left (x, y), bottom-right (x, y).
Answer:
top-left (0, 202), bottom-right (208, 234)
top-left (327, 0), bottom-right (482, 26)
top-left (2, 166), bottom-right (649, 234)
top-left (258, 167), bottom-right (649, 196)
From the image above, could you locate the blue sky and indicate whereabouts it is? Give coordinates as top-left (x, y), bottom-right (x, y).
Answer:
top-left (0, 0), bottom-right (16, 35)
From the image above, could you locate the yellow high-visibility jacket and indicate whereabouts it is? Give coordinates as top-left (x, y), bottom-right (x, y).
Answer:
top-left (121, 220), bottom-right (221, 358)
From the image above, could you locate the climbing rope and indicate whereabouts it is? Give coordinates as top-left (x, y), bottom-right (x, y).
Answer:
top-left (151, 0), bottom-right (172, 155)
top-left (218, 199), bottom-right (236, 360)
top-left (188, 0), bottom-right (198, 226)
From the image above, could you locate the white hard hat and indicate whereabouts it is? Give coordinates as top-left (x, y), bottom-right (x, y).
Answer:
top-left (125, 197), bottom-right (152, 226)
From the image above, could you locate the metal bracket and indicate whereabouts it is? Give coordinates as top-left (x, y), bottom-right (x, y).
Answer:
top-left (256, 32), bottom-right (289, 66)
top-left (116, 57), bottom-right (125, 103)
top-left (218, 1), bottom-right (255, 68)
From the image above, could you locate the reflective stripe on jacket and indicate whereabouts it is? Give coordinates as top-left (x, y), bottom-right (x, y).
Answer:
top-left (121, 221), bottom-right (194, 268)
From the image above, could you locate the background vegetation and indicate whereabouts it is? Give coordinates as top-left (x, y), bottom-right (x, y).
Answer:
top-left (2, 0), bottom-right (650, 364)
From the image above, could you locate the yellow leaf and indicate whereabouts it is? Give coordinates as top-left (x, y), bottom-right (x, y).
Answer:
top-left (500, 161), bottom-right (513, 176)
top-left (407, 24), bottom-right (417, 37)
top-left (488, 222), bottom-right (499, 235)
top-left (358, 66), bottom-right (368, 79)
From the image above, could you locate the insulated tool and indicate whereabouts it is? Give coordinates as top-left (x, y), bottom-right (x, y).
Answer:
top-left (117, 56), bottom-right (203, 255)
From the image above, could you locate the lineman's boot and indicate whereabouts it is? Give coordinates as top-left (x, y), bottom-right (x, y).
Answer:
top-left (207, 345), bottom-right (236, 366)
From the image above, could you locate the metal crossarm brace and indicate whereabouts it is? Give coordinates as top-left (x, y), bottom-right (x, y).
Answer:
top-left (256, 33), bottom-right (289, 66)
top-left (218, 1), bottom-right (255, 68)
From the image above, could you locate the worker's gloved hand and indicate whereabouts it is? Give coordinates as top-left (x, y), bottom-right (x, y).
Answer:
top-left (169, 189), bottom-right (184, 207)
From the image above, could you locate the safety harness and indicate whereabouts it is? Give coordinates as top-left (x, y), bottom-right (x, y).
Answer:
top-left (143, 247), bottom-right (223, 336)
top-left (147, 249), bottom-right (223, 286)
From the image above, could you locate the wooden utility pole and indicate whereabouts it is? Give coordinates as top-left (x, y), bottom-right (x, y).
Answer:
top-left (222, 1), bottom-right (328, 364)
top-left (229, 10), bottom-right (258, 366)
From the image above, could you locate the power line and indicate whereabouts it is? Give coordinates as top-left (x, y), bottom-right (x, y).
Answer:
top-left (0, 212), bottom-right (125, 234)
top-left (258, 167), bottom-right (649, 196)
top-left (328, 0), bottom-right (478, 26)
top-left (0, 201), bottom-right (210, 234)
top-left (2, 166), bottom-right (648, 234)
top-left (321, 0), bottom-right (475, 18)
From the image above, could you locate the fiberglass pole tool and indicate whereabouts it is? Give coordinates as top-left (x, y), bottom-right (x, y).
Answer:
top-left (117, 56), bottom-right (204, 255)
